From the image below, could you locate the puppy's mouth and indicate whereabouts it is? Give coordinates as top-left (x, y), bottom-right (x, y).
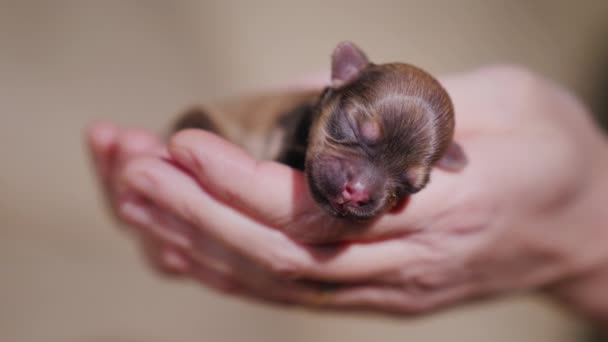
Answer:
top-left (328, 200), bottom-right (383, 220)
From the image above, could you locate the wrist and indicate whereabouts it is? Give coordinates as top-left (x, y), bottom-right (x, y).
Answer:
top-left (547, 137), bottom-right (608, 325)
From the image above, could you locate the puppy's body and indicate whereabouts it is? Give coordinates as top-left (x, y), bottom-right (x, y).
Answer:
top-left (173, 42), bottom-right (466, 220)
top-left (175, 89), bottom-right (320, 167)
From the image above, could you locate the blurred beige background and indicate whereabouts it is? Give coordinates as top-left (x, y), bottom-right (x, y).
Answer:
top-left (2, 1), bottom-right (608, 341)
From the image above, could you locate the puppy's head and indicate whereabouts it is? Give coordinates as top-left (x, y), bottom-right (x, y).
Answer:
top-left (305, 42), bottom-right (445, 219)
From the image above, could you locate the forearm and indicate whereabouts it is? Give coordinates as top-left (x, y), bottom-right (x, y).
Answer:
top-left (552, 264), bottom-right (608, 327)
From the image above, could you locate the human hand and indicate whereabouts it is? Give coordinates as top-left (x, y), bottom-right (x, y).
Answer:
top-left (87, 65), bottom-right (608, 316)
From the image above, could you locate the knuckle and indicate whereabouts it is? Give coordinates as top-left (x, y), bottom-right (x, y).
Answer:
top-left (190, 267), bottom-right (241, 295)
top-left (117, 130), bottom-right (155, 155)
top-left (122, 158), bottom-right (169, 194)
top-left (478, 64), bottom-right (545, 101)
top-left (174, 195), bottom-right (204, 226)
top-left (212, 278), bottom-right (241, 294)
top-left (410, 272), bottom-right (447, 291)
top-left (406, 297), bottom-right (435, 313)
top-left (170, 128), bottom-right (196, 143)
top-left (158, 262), bottom-right (185, 276)
top-left (392, 292), bottom-right (436, 314)
top-left (169, 128), bottom-right (208, 151)
top-left (115, 204), bottom-right (135, 223)
top-left (122, 157), bottom-right (158, 180)
top-left (147, 252), bottom-right (182, 277)
top-left (265, 253), bottom-right (304, 279)
top-left (480, 64), bottom-right (540, 85)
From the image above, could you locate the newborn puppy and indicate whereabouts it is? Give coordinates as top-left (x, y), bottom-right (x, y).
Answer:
top-left (173, 41), bottom-right (466, 220)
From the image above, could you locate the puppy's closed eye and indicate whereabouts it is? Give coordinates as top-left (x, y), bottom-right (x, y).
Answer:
top-left (326, 110), bottom-right (357, 144)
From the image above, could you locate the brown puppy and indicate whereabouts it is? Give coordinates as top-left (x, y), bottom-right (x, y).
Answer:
top-left (173, 41), bottom-right (466, 220)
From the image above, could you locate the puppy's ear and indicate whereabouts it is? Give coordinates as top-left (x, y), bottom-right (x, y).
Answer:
top-left (331, 41), bottom-right (370, 87)
top-left (436, 142), bottom-right (467, 172)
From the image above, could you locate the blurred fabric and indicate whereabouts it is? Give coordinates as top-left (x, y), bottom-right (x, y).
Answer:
top-left (1, 1), bottom-right (608, 341)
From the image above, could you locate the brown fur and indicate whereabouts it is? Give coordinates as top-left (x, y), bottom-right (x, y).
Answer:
top-left (307, 63), bottom-right (454, 190)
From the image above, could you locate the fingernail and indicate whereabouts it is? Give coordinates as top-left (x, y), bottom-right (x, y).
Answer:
top-left (120, 201), bottom-right (151, 225)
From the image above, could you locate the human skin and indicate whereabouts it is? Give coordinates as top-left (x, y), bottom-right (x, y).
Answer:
top-left (86, 65), bottom-right (608, 323)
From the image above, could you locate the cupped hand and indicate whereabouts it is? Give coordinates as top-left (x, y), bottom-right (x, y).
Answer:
top-left (86, 65), bottom-right (608, 314)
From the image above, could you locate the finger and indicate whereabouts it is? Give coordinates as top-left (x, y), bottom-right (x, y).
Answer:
top-left (290, 282), bottom-right (475, 315)
top-left (167, 130), bottom-right (470, 243)
top-left (111, 128), bottom-right (166, 208)
top-left (115, 128), bottom-right (165, 166)
top-left (85, 122), bottom-right (165, 209)
top-left (119, 196), bottom-right (239, 281)
top-left (190, 262), bottom-right (473, 316)
top-left (119, 198), bottom-right (193, 249)
top-left (182, 233), bottom-right (469, 314)
top-left (189, 263), bottom-right (242, 294)
top-left (122, 157), bottom-right (441, 282)
top-left (85, 121), bottom-right (120, 188)
top-left (138, 234), bottom-right (191, 277)
top-left (289, 285), bottom-right (420, 314)
top-left (159, 247), bottom-right (191, 274)
top-left (85, 121), bottom-right (131, 222)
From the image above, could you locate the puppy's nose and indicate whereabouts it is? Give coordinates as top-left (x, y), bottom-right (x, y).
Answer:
top-left (338, 181), bottom-right (371, 207)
